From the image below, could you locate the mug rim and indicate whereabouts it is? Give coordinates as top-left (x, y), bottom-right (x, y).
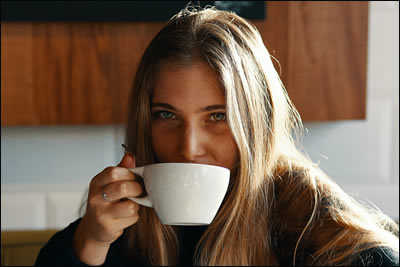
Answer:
top-left (140, 162), bottom-right (230, 171)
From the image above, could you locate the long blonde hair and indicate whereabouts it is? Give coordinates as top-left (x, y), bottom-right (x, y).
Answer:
top-left (122, 6), bottom-right (399, 265)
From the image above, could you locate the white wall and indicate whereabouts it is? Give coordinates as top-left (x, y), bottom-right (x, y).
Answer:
top-left (1, 2), bottom-right (399, 230)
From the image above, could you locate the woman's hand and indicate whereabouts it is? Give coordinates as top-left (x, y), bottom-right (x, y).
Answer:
top-left (73, 153), bottom-right (142, 265)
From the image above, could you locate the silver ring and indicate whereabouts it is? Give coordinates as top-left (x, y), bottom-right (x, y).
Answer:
top-left (102, 190), bottom-right (111, 201)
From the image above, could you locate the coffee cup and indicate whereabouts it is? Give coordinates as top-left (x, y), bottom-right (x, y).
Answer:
top-left (127, 163), bottom-right (230, 226)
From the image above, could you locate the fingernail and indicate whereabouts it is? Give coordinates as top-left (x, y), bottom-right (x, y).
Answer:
top-left (121, 144), bottom-right (136, 166)
top-left (121, 144), bottom-right (129, 152)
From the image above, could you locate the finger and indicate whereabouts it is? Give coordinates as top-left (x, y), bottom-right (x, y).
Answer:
top-left (91, 167), bottom-right (136, 188)
top-left (117, 152), bottom-right (136, 169)
top-left (106, 199), bottom-right (140, 219)
top-left (100, 180), bottom-right (143, 202)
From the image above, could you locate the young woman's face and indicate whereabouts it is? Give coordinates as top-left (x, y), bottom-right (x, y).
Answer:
top-left (150, 61), bottom-right (239, 171)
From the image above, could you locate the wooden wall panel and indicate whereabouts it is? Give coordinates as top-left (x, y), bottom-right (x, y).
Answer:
top-left (1, 2), bottom-right (368, 125)
top-left (1, 23), bottom-right (36, 124)
top-left (2, 22), bottom-right (165, 125)
top-left (286, 1), bottom-right (368, 121)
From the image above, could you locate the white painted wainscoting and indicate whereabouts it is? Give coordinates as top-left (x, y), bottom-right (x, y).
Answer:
top-left (1, 184), bottom-right (88, 230)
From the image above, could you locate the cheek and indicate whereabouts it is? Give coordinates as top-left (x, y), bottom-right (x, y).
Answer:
top-left (151, 124), bottom-right (176, 162)
top-left (211, 132), bottom-right (240, 169)
top-left (224, 140), bottom-right (240, 169)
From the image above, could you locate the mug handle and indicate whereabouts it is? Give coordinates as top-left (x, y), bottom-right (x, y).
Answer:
top-left (127, 166), bottom-right (152, 208)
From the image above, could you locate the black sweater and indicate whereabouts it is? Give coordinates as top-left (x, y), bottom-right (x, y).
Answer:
top-left (35, 218), bottom-right (399, 266)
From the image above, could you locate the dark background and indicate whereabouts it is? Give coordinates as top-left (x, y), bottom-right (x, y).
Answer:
top-left (1, 1), bottom-right (266, 21)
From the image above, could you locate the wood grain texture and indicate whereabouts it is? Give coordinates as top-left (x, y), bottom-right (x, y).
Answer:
top-left (1, 2), bottom-right (368, 125)
top-left (2, 21), bottom-right (165, 125)
top-left (286, 1), bottom-right (368, 121)
top-left (1, 23), bottom-right (36, 124)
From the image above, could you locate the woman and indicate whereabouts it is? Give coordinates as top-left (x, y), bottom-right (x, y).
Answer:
top-left (36, 6), bottom-right (399, 266)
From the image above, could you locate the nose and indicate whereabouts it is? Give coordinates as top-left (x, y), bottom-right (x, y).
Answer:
top-left (178, 122), bottom-right (206, 162)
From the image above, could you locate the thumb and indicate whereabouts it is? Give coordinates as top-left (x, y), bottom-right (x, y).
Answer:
top-left (117, 152), bottom-right (136, 169)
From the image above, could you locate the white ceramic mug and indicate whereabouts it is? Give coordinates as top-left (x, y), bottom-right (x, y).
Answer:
top-left (127, 163), bottom-right (230, 225)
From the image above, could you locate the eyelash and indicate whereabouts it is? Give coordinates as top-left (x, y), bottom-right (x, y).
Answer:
top-left (209, 112), bottom-right (226, 122)
top-left (152, 111), bottom-right (226, 123)
top-left (152, 111), bottom-right (176, 120)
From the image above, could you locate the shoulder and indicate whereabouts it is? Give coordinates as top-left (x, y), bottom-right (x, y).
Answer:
top-left (35, 218), bottom-right (83, 265)
top-left (351, 247), bottom-right (399, 266)
top-left (35, 218), bottom-right (136, 266)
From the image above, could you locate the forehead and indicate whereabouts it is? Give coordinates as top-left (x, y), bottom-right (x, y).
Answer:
top-left (151, 61), bottom-right (226, 107)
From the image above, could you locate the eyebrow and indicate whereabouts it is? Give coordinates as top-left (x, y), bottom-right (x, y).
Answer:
top-left (151, 102), bottom-right (225, 112)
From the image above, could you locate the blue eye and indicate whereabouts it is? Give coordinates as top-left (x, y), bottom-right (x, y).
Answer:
top-left (154, 111), bottom-right (176, 120)
top-left (210, 112), bottom-right (226, 122)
